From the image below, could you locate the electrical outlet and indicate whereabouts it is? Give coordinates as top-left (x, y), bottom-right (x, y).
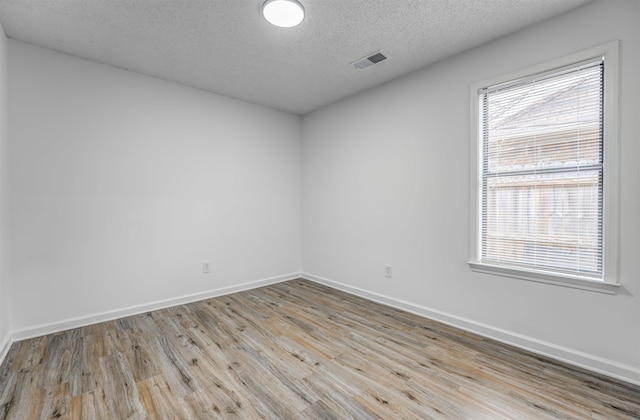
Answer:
top-left (202, 260), bottom-right (211, 274)
top-left (385, 264), bottom-right (392, 278)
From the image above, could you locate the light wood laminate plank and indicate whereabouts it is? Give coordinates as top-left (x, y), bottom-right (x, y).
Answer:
top-left (0, 279), bottom-right (638, 419)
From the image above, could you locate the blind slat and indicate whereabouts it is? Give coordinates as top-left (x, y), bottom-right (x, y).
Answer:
top-left (480, 59), bottom-right (604, 278)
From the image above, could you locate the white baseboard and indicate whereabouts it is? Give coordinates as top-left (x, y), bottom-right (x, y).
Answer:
top-left (0, 331), bottom-right (13, 369)
top-left (302, 272), bottom-right (640, 387)
top-left (9, 272), bottom-right (301, 343)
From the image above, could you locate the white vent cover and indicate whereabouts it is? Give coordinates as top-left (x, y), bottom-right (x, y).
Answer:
top-left (351, 51), bottom-right (388, 70)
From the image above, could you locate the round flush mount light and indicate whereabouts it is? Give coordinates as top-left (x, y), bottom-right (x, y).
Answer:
top-left (262, 0), bottom-right (305, 28)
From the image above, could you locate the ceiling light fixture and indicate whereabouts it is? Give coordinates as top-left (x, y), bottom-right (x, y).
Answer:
top-left (262, 0), bottom-right (305, 28)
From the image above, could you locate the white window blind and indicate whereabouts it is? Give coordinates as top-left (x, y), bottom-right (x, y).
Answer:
top-left (478, 58), bottom-right (604, 280)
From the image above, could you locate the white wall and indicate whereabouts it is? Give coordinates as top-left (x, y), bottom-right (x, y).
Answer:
top-left (302, 0), bottom-right (640, 383)
top-left (8, 41), bottom-right (302, 333)
top-left (0, 22), bottom-right (10, 355)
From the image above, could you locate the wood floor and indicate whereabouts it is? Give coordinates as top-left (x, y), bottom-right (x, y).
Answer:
top-left (0, 279), bottom-right (638, 419)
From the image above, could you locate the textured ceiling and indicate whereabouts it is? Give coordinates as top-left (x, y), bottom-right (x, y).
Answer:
top-left (0, 0), bottom-right (592, 114)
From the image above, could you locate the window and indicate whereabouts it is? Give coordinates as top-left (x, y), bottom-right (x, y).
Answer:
top-left (469, 41), bottom-right (620, 293)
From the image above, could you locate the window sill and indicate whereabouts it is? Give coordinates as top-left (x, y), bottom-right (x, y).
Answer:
top-left (467, 262), bottom-right (620, 294)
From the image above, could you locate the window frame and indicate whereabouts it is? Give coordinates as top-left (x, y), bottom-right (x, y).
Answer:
top-left (468, 41), bottom-right (620, 294)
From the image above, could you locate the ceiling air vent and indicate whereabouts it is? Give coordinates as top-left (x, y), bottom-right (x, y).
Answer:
top-left (351, 51), bottom-right (388, 70)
